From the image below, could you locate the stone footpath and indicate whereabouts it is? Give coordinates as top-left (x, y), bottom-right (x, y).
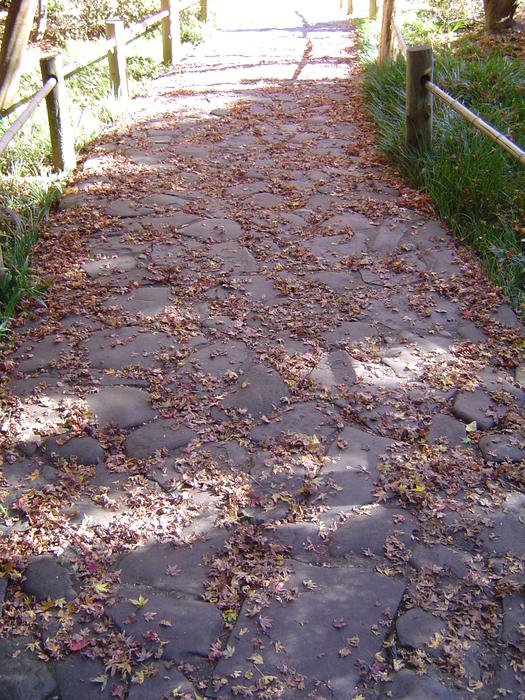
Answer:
top-left (0, 2), bottom-right (524, 699)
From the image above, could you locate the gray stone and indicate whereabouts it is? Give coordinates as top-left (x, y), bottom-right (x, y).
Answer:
top-left (489, 303), bottom-right (519, 327)
top-left (479, 432), bottom-right (524, 463)
top-left (23, 555), bottom-right (75, 601)
top-left (453, 389), bottom-right (495, 431)
top-left (248, 192), bottom-right (283, 208)
top-left (86, 386), bottom-right (156, 429)
top-left (15, 334), bottom-right (72, 372)
top-left (118, 533), bottom-right (227, 597)
top-left (54, 655), bottom-right (113, 700)
top-left (142, 193), bottom-right (187, 207)
top-left (59, 192), bottom-right (87, 209)
top-left (323, 321), bottom-right (378, 345)
top-left (411, 544), bottom-right (471, 579)
top-left (213, 560), bottom-right (405, 700)
top-left (268, 522), bottom-right (326, 563)
top-left (329, 506), bottom-right (417, 557)
top-left (182, 218), bottom-right (243, 242)
top-left (127, 662), bottom-right (194, 699)
top-left (242, 275), bottom-right (282, 304)
top-left (322, 211), bottom-right (376, 233)
top-left (304, 233), bottom-right (368, 262)
top-left (249, 401), bottom-right (338, 444)
top-left (310, 270), bottom-right (359, 293)
top-left (106, 198), bottom-right (154, 217)
top-left (371, 221), bottom-right (409, 252)
top-left (310, 350), bottom-right (356, 389)
top-left (427, 414), bottom-right (466, 446)
top-left (82, 252), bottom-right (137, 277)
top-left (183, 340), bottom-right (249, 377)
top-left (103, 286), bottom-right (172, 317)
top-left (209, 242), bottom-right (258, 273)
top-left (383, 669), bottom-right (458, 699)
top-left (457, 322), bottom-right (487, 343)
top-left (44, 435), bottom-right (104, 465)
top-left (219, 364), bottom-right (289, 419)
top-left (502, 592), bottom-right (525, 647)
top-left (319, 426), bottom-right (392, 514)
top-left (150, 243), bottom-right (186, 265)
top-left (109, 589), bottom-right (222, 661)
top-left (478, 492), bottom-right (525, 557)
top-left (396, 607), bottom-right (446, 649)
top-left (125, 420), bottom-right (196, 459)
top-left (0, 637), bottom-right (57, 700)
top-left (478, 366), bottom-right (525, 402)
top-left (203, 441), bottom-right (251, 472)
top-left (86, 327), bottom-right (176, 369)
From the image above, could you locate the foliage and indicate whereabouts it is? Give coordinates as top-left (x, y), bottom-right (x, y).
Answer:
top-left (0, 179), bottom-right (59, 334)
top-left (360, 22), bottom-right (525, 313)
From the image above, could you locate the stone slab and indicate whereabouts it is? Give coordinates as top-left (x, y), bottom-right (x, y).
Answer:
top-left (453, 389), bottom-right (495, 431)
top-left (125, 420), bottom-right (196, 459)
top-left (103, 286), bottom-right (172, 317)
top-left (479, 432), bottom-right (524, 463)
top-left (396, 607), bottom-right (446, 649)
top-left (86, 326), bottom-right (176, 370)
top-left (44, 435), bottom-right (104, 465)
top-left (15, 334), bottom-right (72, 373)
top-left (86, 386), bottom-right (156, 429)
top-left (329, 505), bottom-right (417, 558)
top-left (117, 533), bottom-right (227, 597)
top-left (427, 414), bottom-right (467, 447)
top-left (310, 350), bottom-right (356, 390)
top-left (249, 401), bottom-right (338, 444)
top-left (181, 218), bottom-right (243, 242)
top-left (213, 560), bottom-right (405, 699)
top-left (219, 364), bottom-right (289, 420)
top-left (53, 655), bottom-right (113, 700)
top-left (318, 426), bottom-right (392, 515)
top-left (109, 588), bottom-right (223, 661)
top-left (0, 637), bottom-right (57, 700)
top-left (23, 555), bottom-right (76, 601)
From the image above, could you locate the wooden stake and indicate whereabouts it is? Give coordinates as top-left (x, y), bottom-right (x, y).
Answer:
top-left (406, 45), bottom-right (433, 148)
top-left (369, 0), bottom-right (378, 19)
top-left (106, 18), bottom-right (128, 100)
top-left (39, 54), bottom-right (75, 171)
top-left (378, 0), bottom-right (394, 63)
top-left (200, 0), bottom-right (208, 23)
top-left (161, 0), bottom-right (181, 64)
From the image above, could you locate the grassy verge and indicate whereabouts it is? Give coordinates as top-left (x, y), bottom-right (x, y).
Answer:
top-left (356, 11), bottom-right (525, 314)
top-left (0, 8), bottom-right (205, 334)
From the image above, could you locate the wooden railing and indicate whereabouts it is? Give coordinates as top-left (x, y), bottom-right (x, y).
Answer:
top-left (377, 2), bottom-right (525, 167)
top-left (0, 0), bottom-right (208, 171)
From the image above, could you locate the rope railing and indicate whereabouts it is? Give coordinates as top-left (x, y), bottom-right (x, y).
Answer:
top-left (378, 6), bottom-right (525, 168)
top-left (0, 0), bottom-right (210, 170)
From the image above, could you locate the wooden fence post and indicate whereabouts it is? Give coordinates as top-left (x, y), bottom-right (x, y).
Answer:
top-left (378, 0), bottom-right (394, 63)
top-left (39, 54), bottom-right (75, 171)
top-left (106, 18), bottom-right (128, 100)
top-left (161, 0), bottom-right (181, 64)
top-left (406, 45), bottom-right (433, 148)
top-left (200, 0), bottom-right (207, 23)
top-left (347, 0), bottom-right (353, 14)
top-left (369, 0), bottom-right (378, 19)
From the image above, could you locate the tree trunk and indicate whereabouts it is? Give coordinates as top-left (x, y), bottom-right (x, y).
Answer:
top-left (483, 0), bottom-right (518, 30)
top-left (0, 0), bottom-right (38, 111)
top-left (32, 0), bottom-right (47, 41)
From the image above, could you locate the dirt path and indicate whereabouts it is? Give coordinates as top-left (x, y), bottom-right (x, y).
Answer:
top-left (0, 2), bottom-right (524, 699)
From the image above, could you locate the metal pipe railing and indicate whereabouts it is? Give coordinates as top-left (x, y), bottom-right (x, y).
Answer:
top-left (425, 79), bottom-right (525, 167)
top-left (0, 76), bottom-right (57, 156)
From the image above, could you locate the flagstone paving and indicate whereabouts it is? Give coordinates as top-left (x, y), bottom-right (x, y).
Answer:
top-left (0, 1), bottom-right (524, 699)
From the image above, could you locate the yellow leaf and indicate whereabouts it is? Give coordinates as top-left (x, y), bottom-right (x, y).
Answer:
top-left (249, 653), bottom-right (264, 665)
top-left (129, 594), bottom-right (149, 607)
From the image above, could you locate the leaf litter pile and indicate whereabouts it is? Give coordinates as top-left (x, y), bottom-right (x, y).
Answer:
top-left (0, 8), bottom-right (524, 700)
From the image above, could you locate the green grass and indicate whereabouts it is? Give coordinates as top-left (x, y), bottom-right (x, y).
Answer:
top-left (357, 16), bottom-right (525, 314)
top-left (0, 9), bottom-right (204, 333)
